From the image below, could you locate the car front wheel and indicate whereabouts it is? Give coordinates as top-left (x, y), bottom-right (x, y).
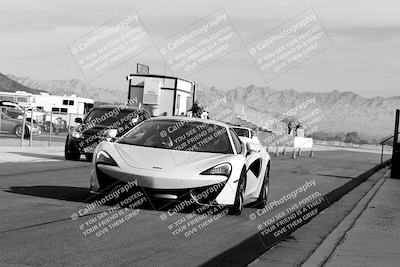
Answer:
top-left (64, 137), bottom-right (81, 161)
top-left (15, 125), bottom-right (29, 138)
top-left (85, 153), bottom-right (93, 162)
top-left (255, 162), bottom-right (270, 209)
top-left (229, 168), bottom-right (246, 215)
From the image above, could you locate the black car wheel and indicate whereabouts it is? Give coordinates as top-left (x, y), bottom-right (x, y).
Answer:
top-left (229, 168), bottom-right (246, 215)
top-left (85, 153), bottom-right (93, 162)
top-left (14, 125), bottom-right (29, 138)
top-left (64, 137), bottom-right (81, 161)
top-left (255, 162), bottom-right (270, 209)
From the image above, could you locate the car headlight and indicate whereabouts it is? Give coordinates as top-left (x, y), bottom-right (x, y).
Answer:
top-left (200, 163), bottom-right (231, 177)
top-left (96, 150), bottom-right (117, 166)
top-left (71, 130), bottom-right (84, 139)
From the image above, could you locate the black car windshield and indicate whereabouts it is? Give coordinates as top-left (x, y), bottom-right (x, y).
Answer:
top-left (84, 107), bottom-right (148, 127)
top-left (118, 119), bottom-right (234, 154)
top-left (231, 127), bottom-right (250, 138)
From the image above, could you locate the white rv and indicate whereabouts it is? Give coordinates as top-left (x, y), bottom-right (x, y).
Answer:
top-left (0, 91), bottom-right (94, 126)
top-left (33, 92), bottom-right (94, 115)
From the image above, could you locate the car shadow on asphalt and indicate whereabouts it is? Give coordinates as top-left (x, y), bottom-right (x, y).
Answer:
top-left (3, 185), bottom-right (208, 214)
top-left (8, 152), bottom-right (66, 161)
top-left (5, 186), bottom-right (95, 203)
top-left (3, 185), bottom-right (199, 213)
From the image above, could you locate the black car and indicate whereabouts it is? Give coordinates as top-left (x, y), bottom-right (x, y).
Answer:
top-left (64, 105), bottom-right (151, 161)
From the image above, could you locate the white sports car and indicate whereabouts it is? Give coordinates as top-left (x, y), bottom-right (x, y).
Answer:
top-left (231, 126), bottom-right (261, 144)
top-left (89, 117), bottom-right (270, 215)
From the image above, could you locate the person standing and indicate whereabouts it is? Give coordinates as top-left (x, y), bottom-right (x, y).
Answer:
top-left (295, 123), bottom-right (304, 137)
top-left (188, 100), bottom-right (203, 118)
top-left (288, 121), bottom-right (293, 135)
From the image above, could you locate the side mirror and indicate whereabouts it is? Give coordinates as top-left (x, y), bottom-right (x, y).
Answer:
top-left (131, 115), bottom-right (139, 125)
top-left (75, 118), bottom-right (83, 123)
top-left (246, 142), bottom-right (260, 154)
top-left (103, 129), bottom-right (118, 141)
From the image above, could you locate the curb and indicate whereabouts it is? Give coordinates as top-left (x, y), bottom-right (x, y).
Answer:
top-left (302, 168), bottom-right (390, 266)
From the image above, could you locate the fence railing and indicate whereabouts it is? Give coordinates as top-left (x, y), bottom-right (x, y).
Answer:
top-left (379, 131), bottom-right (400, 164)
top-left (0, 106), bottom-right (85, 147)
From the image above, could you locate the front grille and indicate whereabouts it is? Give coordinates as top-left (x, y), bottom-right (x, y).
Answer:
top-left (140, 187), bottom-right (191, 200)
top-left (189, 181), bottom-right (227, 205)
top-left (141, 181), bottom-right (227, 205)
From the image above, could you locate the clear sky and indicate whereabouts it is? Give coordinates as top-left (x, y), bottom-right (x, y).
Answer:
top-left (0, 0), bottom-right (399, 97)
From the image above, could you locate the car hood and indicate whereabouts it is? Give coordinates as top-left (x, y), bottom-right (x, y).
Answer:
top-left (80, 124), bottom-right (130, 136)
top-left (114, 143), bottom-right (229, 172)
top-left (80, 125), bottom-right (107, 135)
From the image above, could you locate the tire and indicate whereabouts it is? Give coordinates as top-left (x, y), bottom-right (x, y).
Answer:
top-left (14, 125), bottom-right (29, 138)
top-left (64, 138), bottom-right (80, 161)
top-left (229, 168), bottom-right (246, 215)
top-left (85, 153), bottom-right (93, 162)
top-left (255, 162), bottom-right (270, 209)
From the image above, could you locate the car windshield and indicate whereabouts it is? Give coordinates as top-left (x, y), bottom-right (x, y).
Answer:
top-left (84, 107), bottom-right (148, 126)
top-left (118, 119), bottom-right (234, 154)
top-left (1, 103), bottom-right (23, 112)
top-left (232, 127), bottom-right (250, 138)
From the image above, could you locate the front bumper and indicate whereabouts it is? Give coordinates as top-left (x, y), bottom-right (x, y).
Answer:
top-left (90, 165), bottom-right (235, 206)
top-left (69, 136), bottom-right (100, 154)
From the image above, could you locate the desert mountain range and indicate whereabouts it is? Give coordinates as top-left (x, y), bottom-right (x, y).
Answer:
top-left (2, 73), bottom-right (399, 139)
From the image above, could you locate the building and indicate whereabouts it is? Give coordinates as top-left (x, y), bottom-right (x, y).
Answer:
top-left (127, 74), bottom-right (195, 116)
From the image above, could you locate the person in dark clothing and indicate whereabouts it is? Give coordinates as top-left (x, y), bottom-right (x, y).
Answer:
top-left (189, 101), bottom-right (204, 118)
top-left (288, 121), bottom-right (293, 135)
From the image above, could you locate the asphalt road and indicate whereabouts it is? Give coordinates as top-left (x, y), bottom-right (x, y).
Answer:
top-left (0, 150), bottom-right (390, 266)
